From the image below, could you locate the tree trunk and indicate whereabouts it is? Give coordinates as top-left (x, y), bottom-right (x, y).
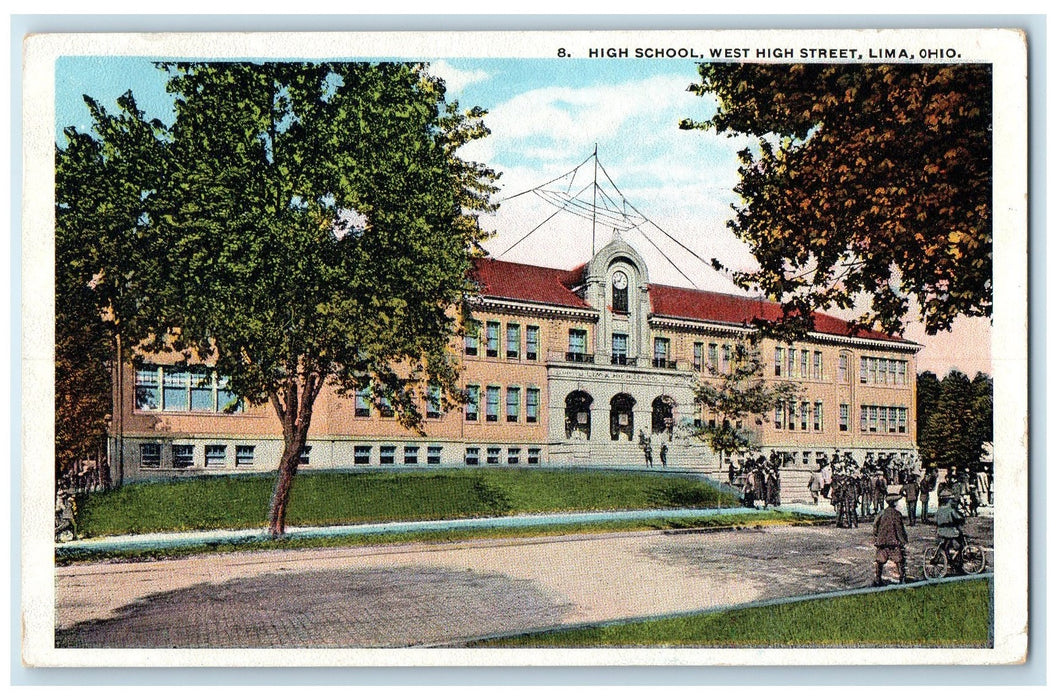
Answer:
top-left (266, 372), bottom-right (322, 538)
top-left (268, 434), bottom-right (307, 537)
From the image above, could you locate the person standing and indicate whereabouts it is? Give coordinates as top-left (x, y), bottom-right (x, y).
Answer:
top-left (900, 473), bottom-right (920, 526)
top-left (659, 443), bottom-right (668, 468)
top-left (808, 469), bottom-right (823, 505)
top-left (919, 469), bottom-right (936, 523)
top-left (873, 493), bottom-right (909, 585)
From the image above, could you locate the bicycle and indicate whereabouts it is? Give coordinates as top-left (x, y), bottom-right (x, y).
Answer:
top-left (922, 536), bottom-right (987, 580)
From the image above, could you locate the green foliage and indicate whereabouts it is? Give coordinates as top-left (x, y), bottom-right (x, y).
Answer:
top-left (694, 342), bottom-right (800, 457)
top-left (684, 64), bottom-right (992, 336)
top-left (474, 578), bottom-right (992, 647)
top-left (56, 61), bottom-right (499, 530)
top-left (72, 469), bottom-right (741, 537)
top-left (917, 370), bottom-right (992, 472)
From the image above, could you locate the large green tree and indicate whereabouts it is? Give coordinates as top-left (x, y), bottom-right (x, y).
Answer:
top-left (683, 64), bottom-right (992, 336)
top-left (56, 61), bottom-right (498, 536)
top-left (694, 342), bottom-right (800, 477)
top-left (918, 369), bottom-right (991, 473)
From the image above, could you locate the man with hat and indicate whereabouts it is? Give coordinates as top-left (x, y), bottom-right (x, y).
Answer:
top-left (900, 472), bottom-right (920, 526)
top-left (873, 492), bottom-right (909, 586)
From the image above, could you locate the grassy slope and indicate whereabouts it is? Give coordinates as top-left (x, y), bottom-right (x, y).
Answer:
top-left (472, 578), bottom-right (993, 648)
top-left (74, 469), bottom-right (744, 537)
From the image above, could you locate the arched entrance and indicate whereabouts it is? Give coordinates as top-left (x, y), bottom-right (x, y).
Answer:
top-left (609, 393), bottom-right (636, 441)
top-left (652, 395), bottom-right (675, 438)
top-left (565, 391), bottom-right (593, 440)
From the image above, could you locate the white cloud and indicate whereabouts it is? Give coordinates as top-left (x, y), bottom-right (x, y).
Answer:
top-left (428, 60), bottom-right (490, 94)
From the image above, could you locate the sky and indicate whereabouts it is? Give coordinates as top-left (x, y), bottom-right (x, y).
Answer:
top-left (54, 55), bottom-right (992, 378)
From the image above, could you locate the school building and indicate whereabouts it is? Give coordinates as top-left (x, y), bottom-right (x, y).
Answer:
top-left (109, 236), bottom-right (921, 502)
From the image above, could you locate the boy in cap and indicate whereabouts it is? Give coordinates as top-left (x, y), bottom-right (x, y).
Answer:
top-left (873, 492), bottom-right (909, 585)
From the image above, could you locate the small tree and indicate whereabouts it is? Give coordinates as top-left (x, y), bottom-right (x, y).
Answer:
top-left (694, 341), bottom-right (801, 479)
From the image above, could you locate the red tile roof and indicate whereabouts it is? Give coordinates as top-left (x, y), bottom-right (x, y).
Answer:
top-left (647, 284), bottom-right (902, 342)
top-left (472, 258), bottom-right (904, 342)
top-left (472, 258), bottom-right (591, 309)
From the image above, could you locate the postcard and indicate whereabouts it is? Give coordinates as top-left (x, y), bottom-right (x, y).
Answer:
top-left (22, 27), bottom-right (1027, 668)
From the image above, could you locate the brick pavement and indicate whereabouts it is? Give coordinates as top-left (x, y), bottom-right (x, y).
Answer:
top-left (55, 517), bottom-right (992, 648)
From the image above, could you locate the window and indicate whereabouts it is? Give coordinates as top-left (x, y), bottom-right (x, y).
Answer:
top-left (507, 447), bottom-right (521, 465)
top-left (404, 445), bottom-right (419, 465)
top-left (136, 365), bottom-right (241, 413)
top-left (464, 447), bottom-right (480, 466)
top-left (217, 376), bottom-right (240, 413)
top-left (528, 447), bottom-right (541, 465)
top-left (135, 366), bottom-right (160, 410)
top-left (506, 387), bottom-right (521, 422)
top-left (486, 386), bottom-right (500, 422)
top-left (526, 387), bottom-right (540, 424)
top-left (860, 406), bottom-right (868, 432)
top-left (190, 369), bottom-right (213, 411)
top-left (721, 345), bottom-right (731, 373)
top-left (787, 348), bottom-right (796, 377)
top-left (611, 333), bottom-right (629, 365)
top-left (898, 407), bottom-right (908, 433)
top-left (860, 357), bottom-right (868, 384)
top-left (378, 395), bottom-right (394, 418)
top-left (354, 388), bottom-right (371, 417)
top-left (163, 369), bottom-right (190, 411)
top-left (787, 400), bottom-right (796, 431)
top-left (813, 351), bottom-right (823, 380)
top-left (693, 342), bottom-right (704, 371)
top-left (140, 443), bottom-right (161, 469)
top-left (173, 444), bottom-right (194, 469)
top-left (869, 405), bottom-right (879, 432)
top-left (354, 445), bottom-right (371, 465)
top-left (379, 445), bottom-right (396, 465)
top-left (426, 385), bottom-right (442, 419)
top-left (814, 402), bottom-right (823, 431)
top-left (816, 452), bottom-right (826, 467)
top-left (775, 403), bottom-right (784, 430)
top-left (708, 343), bottom-right (719, 372)
top-left (568, 329), bottom-right (588, 361)
top-left (205, 444), bottom-right (226, 469)
top-left (427, 445), bottom-right (442, 465)
top-left (802, 452), bottom-right (810, 467)
top-left (299, 446), bottom-right (312, 466)
top-left (840, 404), bottom-right (849, 432)
top-left (526, 326), bottom-right (539, 361)
top-left (465, 385), bottom-right (480, 421)
top-left (869, 358), bottom-right (878, 384)
top-left (236, 445), bottom-right (255, 468)
top-left (838, 353), bottom-right (849, 383)
top-left (464, 321), bottom-right (480, 356)
top-left (800, 350), bottom-right (808, 378)
top-left (486, 321), bottom-right (500, 357)
top-left (653, 337), bottom-right (671, 368)
top-left (897, 361), bottom-right (907, 385)
top-left (774, 347), bottom-right (784, 377)
top-left (878, 358), bottom-right (888, 384)
top-left (486, 447), bottom-right (501, 465)
top-left (506, 323), bottom-right (520, 359)
top-left (879, 406), bottom-right (888, 433)
top-left (800, 401), bottom-right (809, 431)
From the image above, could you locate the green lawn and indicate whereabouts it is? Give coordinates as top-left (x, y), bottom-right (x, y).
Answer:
top-left (74, 469), bottom-right (744, 537)
top-left (471, 578), bottom-right (993, 648)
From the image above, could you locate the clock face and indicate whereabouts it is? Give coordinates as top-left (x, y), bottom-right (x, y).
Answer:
top-left (613, 271), bottom-right (628, 290)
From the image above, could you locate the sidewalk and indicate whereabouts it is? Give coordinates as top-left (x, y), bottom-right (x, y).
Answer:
top-left (56, 503), bottom-right (835, 555)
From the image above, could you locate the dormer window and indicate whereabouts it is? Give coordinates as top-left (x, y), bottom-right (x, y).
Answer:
top-left (612, 270), bottom-right (629, 314)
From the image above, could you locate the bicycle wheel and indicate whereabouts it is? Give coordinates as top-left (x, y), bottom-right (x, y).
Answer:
top-left (961, 544), bottom-right (987, 574)
top-left (922, 545), bottom-right (949, 580)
